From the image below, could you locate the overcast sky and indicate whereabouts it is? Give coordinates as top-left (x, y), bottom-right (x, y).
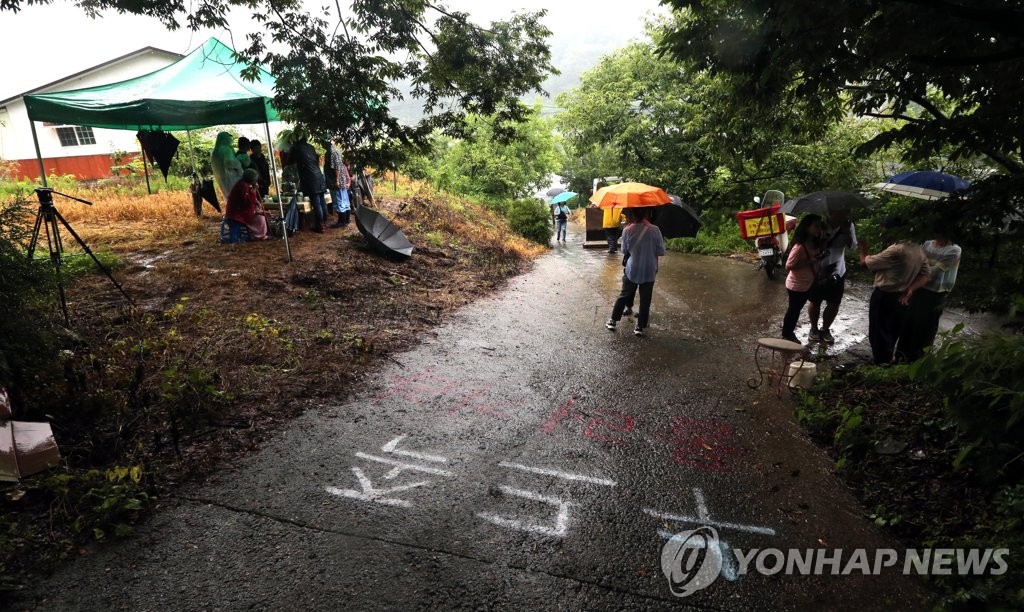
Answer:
top-left (0, 0), bottom-right (666, 102)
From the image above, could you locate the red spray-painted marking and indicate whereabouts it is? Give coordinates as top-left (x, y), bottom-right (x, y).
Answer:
top-left (375, 368), bottom-right (514, 420)
top-left (541, 399), bottom-right (740, 472)
top-left (582, 411), bottom-right (636, 446)
top-left (444, 386), bottom-right (516, 420)
top-left (662, 416), bottom-right (740, 472)
top-left (372, 366), bottom-right (460, 405)
top-left (539, 397), bottom-right (581, 434)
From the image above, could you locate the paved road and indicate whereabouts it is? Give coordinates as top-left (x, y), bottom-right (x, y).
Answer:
top-left (17, 223), bottom-right (927, 610)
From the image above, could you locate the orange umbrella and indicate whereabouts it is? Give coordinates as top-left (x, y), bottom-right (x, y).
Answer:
top-left (589, 182), bottom-right (672, 208)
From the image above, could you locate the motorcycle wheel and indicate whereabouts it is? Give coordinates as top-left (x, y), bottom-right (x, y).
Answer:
top-left (764, 260), bottom-right (776, 279)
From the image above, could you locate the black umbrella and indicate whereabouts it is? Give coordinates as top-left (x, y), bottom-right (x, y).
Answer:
top-left (546, 186), bottom-right (565, 198)
top-left (189, 176), bottom-right (221, 214)
top-left (781, 190), bottom-right (871, 215)
top-left (651, 195), bottom-right (701, 239)
top-left (199, 178), bottom-right (220, 212)
top-left (136, 130), bottom-right (180, 179)
top-left (354, 206), bottom-right (414, 260)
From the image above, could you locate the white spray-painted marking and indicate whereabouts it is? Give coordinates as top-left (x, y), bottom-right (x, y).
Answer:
top-left (497, 461), bottom-right (617, 486)
top-left (326, 468), bottom-right (430, 508)
top-left (381, 435), bottom-right (449, 463)
top-left (354, 452), bottom-right (454, 479)
top-left (644, 487), bottom-right (776, 536)
top-left (658, 530), bottom-right (740, 581)
top-left (476, 486), bottom-right (571, 537)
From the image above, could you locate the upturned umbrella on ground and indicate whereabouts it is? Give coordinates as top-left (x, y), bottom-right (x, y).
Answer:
top-left (590, 182), bottom-right (671, 208)
top-left (546, 187), bottom-right (565, 197)
top-left (354, 206), bottom-right (414, 261)
top-left (872, 171), bottom-right (970, 201)
top-left (651, 195), bottom-right (702, 239)
top-left (781, 191), bottom-right (872, 215)
top-left (550, 191), bottom-right (578, 205)
top-left (136, 130), bottom-right (180, 179)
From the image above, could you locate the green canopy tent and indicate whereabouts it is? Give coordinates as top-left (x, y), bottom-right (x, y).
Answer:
top-left (24, 37), bottom-right (291, 260)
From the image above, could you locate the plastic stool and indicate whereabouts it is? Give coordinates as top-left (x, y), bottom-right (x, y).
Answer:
top-left (220, 219), bottom-right (251, 244)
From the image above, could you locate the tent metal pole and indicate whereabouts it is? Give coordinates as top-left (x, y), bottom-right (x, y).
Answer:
top-left (29, 119), bottom-right (47, 188)
top-left (187, 130), bottom-right (197, 176)
top-left (264, 120), bottom-right (291, 262)
top-left (138, 128), bottom-right (152, 195)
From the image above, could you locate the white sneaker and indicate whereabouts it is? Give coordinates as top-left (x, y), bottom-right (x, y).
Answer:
top-left (634, 326), bottom-right (644, 336)
top-left (605, 319), bottom-right (617, 330)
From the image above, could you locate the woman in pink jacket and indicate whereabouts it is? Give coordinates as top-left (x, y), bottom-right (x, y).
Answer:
top-left (781, 214), bottom-right (824, 344)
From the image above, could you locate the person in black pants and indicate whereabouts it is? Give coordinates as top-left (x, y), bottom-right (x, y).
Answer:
top-left (780, 215), bottom-right (824, 344)
top-left (249, 140), bottom-right (272, 199)
top-left (288, 129), bottom-right (327, 233)
top-left (859, 238), bottom-right (930, 364)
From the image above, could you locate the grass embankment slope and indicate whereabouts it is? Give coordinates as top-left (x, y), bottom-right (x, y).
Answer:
top-left (0, 175), bottom-right (543, 597)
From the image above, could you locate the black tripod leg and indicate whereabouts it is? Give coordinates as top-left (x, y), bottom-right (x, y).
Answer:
top-left (42, 211), bottom-right (70, 324)
top-left (51, 208), bottom-right (132, 303)
top-left (26, 208), bottom-right (44, 260)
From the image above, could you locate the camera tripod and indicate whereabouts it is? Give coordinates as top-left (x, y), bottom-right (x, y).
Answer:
top-left (26, 187), bottom-right (131, 324)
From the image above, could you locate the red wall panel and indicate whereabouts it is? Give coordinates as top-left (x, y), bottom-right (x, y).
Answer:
top-left (9, 153), bottom-right (143, 182)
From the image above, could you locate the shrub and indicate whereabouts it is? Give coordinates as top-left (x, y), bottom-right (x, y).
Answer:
top-left (506, 198), bottom-right (553, 245)
top-left (168, 128), bottom-right (221, 178)
top-left (0, 197), bottom-right (57, 395)
top-left (908, 328), bottom-right (1024, 483)
top-left (665, 222), bottom-right (748, 255)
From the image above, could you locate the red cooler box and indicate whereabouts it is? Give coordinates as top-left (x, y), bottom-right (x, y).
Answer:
top-left (737, 205), bottom-right (785, 239)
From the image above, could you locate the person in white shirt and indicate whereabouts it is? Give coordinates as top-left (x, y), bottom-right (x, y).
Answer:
top-left (898, 228), bottom-right (962, 361)
top-left (605, 208), bottom-right (666, 336)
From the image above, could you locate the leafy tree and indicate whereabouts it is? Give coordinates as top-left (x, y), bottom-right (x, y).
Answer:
top-left (658, 0), bottom-right (1024, 176)
top-left (407, 106), bottom-right (562, 202)
top-left (657, 0), bottom-right (1024, 315)
top-left (558, 142), bottom-right (619, 196)
top-left (555, 37), bottom-right (880, 214)
top-left (655, 1), bottom-right (1024, 220)
top-left (0, 0), bottom-right (557, 171)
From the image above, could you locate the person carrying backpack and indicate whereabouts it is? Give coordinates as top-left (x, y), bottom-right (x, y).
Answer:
top-left (554, 203), bottom-right (570, 243)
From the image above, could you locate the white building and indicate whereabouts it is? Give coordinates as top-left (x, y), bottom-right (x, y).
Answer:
top-left (0, 46), bottom-right (181, 181)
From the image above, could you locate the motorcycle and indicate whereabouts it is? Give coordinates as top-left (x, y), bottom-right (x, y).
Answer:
top-left (740, 189), bottom-right (790, 280)
top-left (755, 234), bottom-right (783, 279)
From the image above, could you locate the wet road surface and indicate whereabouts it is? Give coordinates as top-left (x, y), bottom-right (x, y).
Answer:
top-left (18, 222), bottom-right (932, 610)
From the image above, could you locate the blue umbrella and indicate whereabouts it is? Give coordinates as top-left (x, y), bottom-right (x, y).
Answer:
top-left (551, 191), bottom-right (578, 204)
top-left (872, 171), bottom-right (970, 201)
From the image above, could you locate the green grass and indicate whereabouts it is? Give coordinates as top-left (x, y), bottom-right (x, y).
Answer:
top-left (666, 222), bottom-right (749, 255)
top-left (40, 249), bottom-right (125, 279)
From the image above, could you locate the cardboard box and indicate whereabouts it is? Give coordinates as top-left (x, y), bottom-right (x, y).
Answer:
top-left (0, 387), bottom-right (61, 482)
top-left (0, 420), bottom-right (61, 482)
top-left (0, 421), bottom-right (16, 482)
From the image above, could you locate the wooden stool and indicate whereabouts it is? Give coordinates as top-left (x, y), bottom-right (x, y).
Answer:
top-left (748, 337), bottom-right (807, 397)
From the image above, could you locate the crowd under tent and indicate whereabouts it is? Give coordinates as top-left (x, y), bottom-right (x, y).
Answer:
top-left (23, 37), bottom-right (291, 260)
